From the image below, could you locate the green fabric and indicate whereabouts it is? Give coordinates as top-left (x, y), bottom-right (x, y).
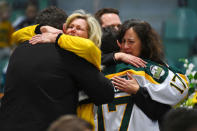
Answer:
top-left (102, 59), bottom-right (169, 83)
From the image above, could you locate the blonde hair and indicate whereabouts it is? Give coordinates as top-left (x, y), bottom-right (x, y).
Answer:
top-left (64, 10), bottom-right (102, 48)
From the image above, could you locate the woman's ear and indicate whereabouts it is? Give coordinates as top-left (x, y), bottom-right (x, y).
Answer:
top-left (63, 23), bottom-right (66, 34)
top-left (117, 40), bottom-right (121, 48)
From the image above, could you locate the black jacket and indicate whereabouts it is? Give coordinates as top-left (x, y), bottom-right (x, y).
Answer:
top-left (0, 41), bottom-right (114, 131)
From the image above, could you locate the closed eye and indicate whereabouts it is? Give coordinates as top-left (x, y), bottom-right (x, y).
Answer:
top-left (67, 25), bottom-right (74, 29)
top-left (127, 40), bottom-right (134, 44)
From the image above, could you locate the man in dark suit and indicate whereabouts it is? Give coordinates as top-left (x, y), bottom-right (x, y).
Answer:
top-left (0, 6), bottom-right (114, 131)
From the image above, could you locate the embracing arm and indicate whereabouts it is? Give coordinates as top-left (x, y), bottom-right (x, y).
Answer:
top-left (12, 24), bottom-right (62, 44)
top-left (57, 34), bottom-right (101, 70)
top-left (70, 54), bottom-right (114, 105)
top-left (38, 25), bottom-right (101, 69)
top-left (102, 52), bottom-right (147, 68)
top-left (12, 25), bottom-right (37, 44)
top-left (102, 53), bottom-right (116, 66)
top-left (30, 33), bottom-right (101, 70)
top-left (12, 25), bottom-right (101, 70)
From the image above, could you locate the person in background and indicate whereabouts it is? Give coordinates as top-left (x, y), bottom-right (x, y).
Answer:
top-left (95, 19), bottom-right (189, 131)
top-left (0, 1), bottom-right (14, 58)
top-left (95, 8), bottom-right (121, 30)
top-left (0, 1), bottom-right (14, 100)
top-left (13, 1), bottom-right (38, 30)
top-left (0, 6), bottom-right (114, 131)
top-left (95, 8), bottom-right (147, 68)
top-left (48, 115), bottom-right (93, 131)
top-left (161, 108), bottom-right (197, 131)
top-left (0, 61), bottom-right (8, 100)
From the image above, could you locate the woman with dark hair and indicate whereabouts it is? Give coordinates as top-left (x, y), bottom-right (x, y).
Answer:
top-left (117, 19), bottom-right (165, 65)
top-left (97, 19), bottom-right (189, 131)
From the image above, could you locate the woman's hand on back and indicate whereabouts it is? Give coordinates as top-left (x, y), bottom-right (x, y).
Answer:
top-left (40, 26), bottom-right (63, 34)
top-left (29, 33), bottom-right (58, 45)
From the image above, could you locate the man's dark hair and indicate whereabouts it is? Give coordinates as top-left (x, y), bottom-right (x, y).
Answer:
top-left (101, 26), bottom-right (120, 54)
top-left (35, 6), bottom-right (67, 30)
top-left (95, 8), bottom-right (119, 25)
top-left (161, 108), bottom-right (197, 131)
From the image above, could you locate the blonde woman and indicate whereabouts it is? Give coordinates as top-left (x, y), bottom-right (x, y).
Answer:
top-left (12, 9), bottom-right (103, 127)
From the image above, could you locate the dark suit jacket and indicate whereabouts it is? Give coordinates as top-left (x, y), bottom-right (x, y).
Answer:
top-left (0, 41), bottom-right (114, 131)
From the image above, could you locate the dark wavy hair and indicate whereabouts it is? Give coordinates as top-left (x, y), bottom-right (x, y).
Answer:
top-left (35, 6), bottom-right (67, 30)
top-left (118, 19), bottom-right (165, 65)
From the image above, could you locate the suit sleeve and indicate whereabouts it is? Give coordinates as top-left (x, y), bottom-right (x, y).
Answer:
top-left (69, 54), bottom-right (114, 105)
top-left (101, 53), bottom-right (116, 66)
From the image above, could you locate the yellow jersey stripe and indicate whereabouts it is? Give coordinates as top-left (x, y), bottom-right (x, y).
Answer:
top-left (178, 73), bottom-right (189, 88)
top-left (105, 69), bottom-right (160, 84)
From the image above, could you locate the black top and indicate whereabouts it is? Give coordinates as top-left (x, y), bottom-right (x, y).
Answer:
top-left (101, 52), bottom-right (117, 66)
top-left (0, 41), bottom-right (114, 131)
